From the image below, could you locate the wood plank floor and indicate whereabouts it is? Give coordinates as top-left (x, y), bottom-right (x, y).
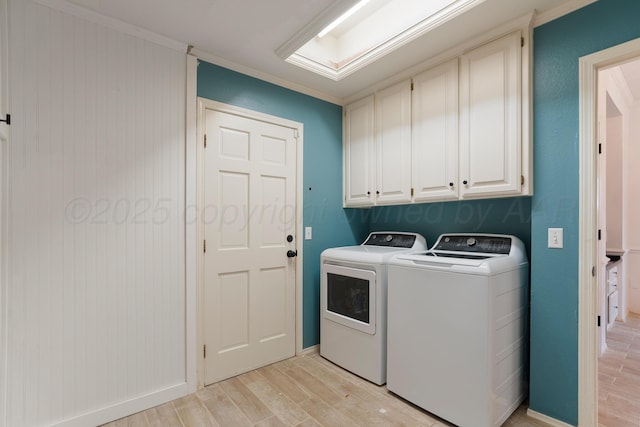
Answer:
top-left (103, 351), bottom-right (552, 427)
top-left (599, 312), bottom-right (640, 427)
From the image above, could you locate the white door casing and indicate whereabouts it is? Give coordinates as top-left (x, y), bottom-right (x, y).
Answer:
top-left (199, 100), bottom-right (301, 385)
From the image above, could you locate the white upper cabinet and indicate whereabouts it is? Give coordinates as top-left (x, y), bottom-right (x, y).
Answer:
top-left (459, 31), bottom-right (522, 198)
top-left (343, 25), bottom-right (532, 207)
top-left (344, 95), bottom-right (375, 207)
top-left (412, 59), bottom-right (459, 202)
top-left (375, 80), bottom-right (412, 205)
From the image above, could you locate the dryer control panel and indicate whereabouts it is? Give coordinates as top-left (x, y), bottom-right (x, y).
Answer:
top-left (363, 233), bottom-right (417, 248)
top-left (433, 235), bottom-right (512, 254)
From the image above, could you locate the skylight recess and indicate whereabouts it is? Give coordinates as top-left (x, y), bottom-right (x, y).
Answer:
top-left (283, 0), bottom-right (486, 81)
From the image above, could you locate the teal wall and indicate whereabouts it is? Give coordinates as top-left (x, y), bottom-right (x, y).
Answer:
top-left (197, 61), bottom-right (369, 348)
top-left (531, 0), bottom-right (640, 424)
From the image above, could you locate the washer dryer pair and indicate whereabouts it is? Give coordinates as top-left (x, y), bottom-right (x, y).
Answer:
top-left (319, 232), bottom-right (427, 385)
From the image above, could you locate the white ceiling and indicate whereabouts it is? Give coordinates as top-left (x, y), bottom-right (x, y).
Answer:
top-left (65, 0), bottom-right (596, 103)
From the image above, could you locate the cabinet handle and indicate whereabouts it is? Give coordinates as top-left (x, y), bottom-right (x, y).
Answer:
top-left (367, 191), bottom-right (371, 196)
top-left (449, 182), bottom-right (454, 187)
top-left (376, 190), bottom-right (380, 195)
top-left (463, 180), bottom-right (468, 185)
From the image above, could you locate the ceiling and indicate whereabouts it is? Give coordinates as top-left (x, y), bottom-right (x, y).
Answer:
top-left (65, 0), bottom-right (597, 103)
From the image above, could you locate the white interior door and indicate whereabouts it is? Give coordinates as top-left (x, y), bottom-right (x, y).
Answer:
top-left (203, 107), bottom-right (297, 385)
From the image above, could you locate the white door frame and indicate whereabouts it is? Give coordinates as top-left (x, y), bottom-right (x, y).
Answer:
top-left (578, 36), bottom-right (640, 426)
top-left (195, 97), bottom-right (304, 388)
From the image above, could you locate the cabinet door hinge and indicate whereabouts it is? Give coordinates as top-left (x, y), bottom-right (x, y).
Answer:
top-left (203, 345), bottom-right (207, 358)
top-left (521, 37), bottom-right (524, 47)
top-left (598, 229), bottom-right (602, 241)
top-left (410, 188), bottom-right (414, 197)
top-left (597, 315), bottom-right (601, 327)
top-left (592, 266), bottom-right (596, 277)
top-left (599, 143), bottom-right (602, 154)
top-left (411, 82), bottom-right (414, 91)
top-left (204, 240), bottom-right (207, 253)
top-left (521, 175), bottom-right (525, 186)
top-left (204, 134), bottom-right (207, 148)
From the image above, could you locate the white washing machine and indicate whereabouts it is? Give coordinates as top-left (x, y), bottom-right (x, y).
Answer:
top-left (320, 232), bottom-right (427, 385)
top-left (387, 234), bottom-right (529, 427)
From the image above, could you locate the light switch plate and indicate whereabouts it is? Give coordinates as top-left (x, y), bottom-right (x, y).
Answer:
top-left (548, 228), bottom-right (563, 249)
top-left (305, 227), bottom-right (312, 240)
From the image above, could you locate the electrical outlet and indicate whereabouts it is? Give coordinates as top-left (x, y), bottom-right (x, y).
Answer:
top-left (305, 227), bottom-right (312, 240)
top-left (548, 228), bottom-right (563, 249)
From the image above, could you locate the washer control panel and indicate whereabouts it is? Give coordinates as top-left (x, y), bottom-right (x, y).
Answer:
top-left (433, 235), bottom-right (512, 254)
top-left (363, 233), bottom-right (417, 248)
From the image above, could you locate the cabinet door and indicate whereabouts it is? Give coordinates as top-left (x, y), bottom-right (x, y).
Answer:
top-left (344, 95), bottom-right (375, 207)
top-left (459, 31), bottom-right (521, 198)
top-left (375, 80), bottom-right (412, 204)
top-left (412, 59), bottom-right (459, 202)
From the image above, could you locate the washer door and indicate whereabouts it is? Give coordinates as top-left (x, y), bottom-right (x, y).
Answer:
top-left (321, 263), bottom-right (376, 335)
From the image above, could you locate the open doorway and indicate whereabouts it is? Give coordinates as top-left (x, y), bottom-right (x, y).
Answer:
top-left (578, 38), bottom-right (640, 427)
top-left (596, 56), bottom-right (640, 425)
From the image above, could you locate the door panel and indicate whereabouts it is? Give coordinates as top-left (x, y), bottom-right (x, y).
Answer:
top-left (204, 108), bottom-right (297, 385)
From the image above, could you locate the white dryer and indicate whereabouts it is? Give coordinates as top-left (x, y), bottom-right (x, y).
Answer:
top-left (320, 232), bottom-right (427, 385)
top-left (387, 234), bottom-right (529, 427)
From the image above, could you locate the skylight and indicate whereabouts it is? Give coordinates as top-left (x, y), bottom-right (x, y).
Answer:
top-left (280, 0), bottom-right (486, 81)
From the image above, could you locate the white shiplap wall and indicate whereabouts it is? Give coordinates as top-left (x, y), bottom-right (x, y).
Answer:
top-left (4, 1), bottom-right (187, 426)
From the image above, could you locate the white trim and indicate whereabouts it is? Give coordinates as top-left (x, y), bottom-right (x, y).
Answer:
top-left (185, 54), bottom-right (198, 394)
top-left (49, 383), bottom-right (188, 427)
top-left (294, 126), bottom-right (305, 356)
top-left (274, 0), bottom-right (361, 60)
top-left (579, 36), bottom-right (640, 427)
top-left (527, 408), bottom-right (576, 427)
top-left (532, 0), bottom-right (597, 28)
top-left (195, 98), bottom-right (304, 386)
top-left (191, 49), bottom-right (343, 107)
top-left (31, 0), bottom-right (187, 52)
top-left (299, 344), bottom-right (320, 356)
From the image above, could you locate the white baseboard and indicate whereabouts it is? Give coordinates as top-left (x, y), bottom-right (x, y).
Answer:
top-left (50, 383), bottom-right (189, 427)
top-left (299, 344), bottom-right (319, 356)
top-left (527, 408), bottom-right (576, 427)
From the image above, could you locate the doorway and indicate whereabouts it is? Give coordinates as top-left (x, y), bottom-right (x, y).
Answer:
top-left (579, 38), bottom-right (640, 426)
top-left (196, 99), bottom-right (304, 386)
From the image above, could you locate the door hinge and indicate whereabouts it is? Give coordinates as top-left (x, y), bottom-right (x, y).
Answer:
top-left (0, 114), bottom-right (10, 125)
top-left (204, 240), bottom-right (207, 253)
top-left (204, 134), bottom-right (207, 148)
top-left (597, 315), bottom-right (601, 327)
top-left (592, 266), bottom-right (596, 277)
top-left (203, 344), bottom-right (206, 358)
top-left (598, 229), bottom-right (602, 240)
top-left (521, 175), bottom-right (525, 186)
top-left (411, 187), bottom-right (414, 197)
top-left (599, 143), bottom-right (602, 154)
top-left (411, 82), bottom-right (414, 91)
top-left (521, 37), bottom-right (524, 47)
